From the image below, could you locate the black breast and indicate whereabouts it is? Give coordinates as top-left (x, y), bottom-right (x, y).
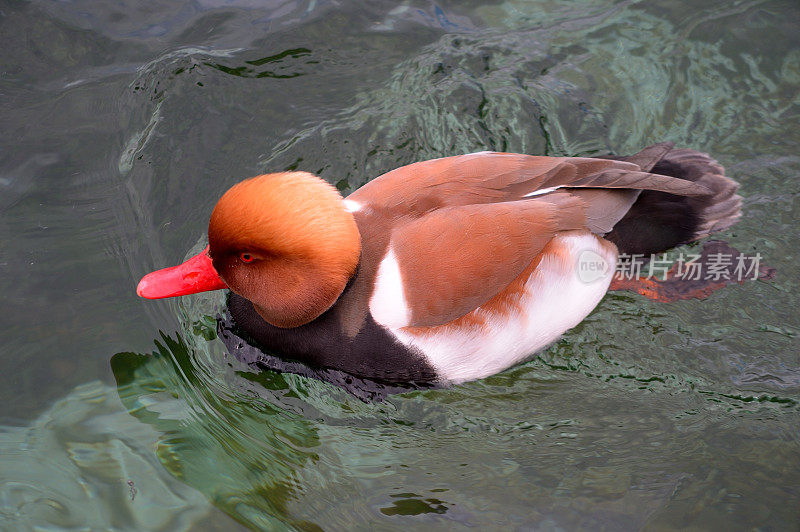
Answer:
top-left (218, 287), bottom-right (439, 397)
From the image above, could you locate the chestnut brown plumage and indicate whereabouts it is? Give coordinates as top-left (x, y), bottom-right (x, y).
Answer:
top-left (137, 143), bottom-right (743, 385)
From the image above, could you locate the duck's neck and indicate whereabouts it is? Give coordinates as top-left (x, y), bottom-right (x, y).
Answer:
top-left (250, 254), bottom-right (359, 328)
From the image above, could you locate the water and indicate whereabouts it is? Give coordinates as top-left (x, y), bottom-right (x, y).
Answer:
top-left (1, 0), bottom-right (798, 529)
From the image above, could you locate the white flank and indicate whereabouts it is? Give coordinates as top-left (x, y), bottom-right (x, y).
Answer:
top-left (369, 247), bottom-right (411, 328)
top-left (382, 233), bottom-right (617, 383)
top-left (343, 199), bottom-right (362, 212)
top-left (523, 186), bottom-right (560, 197)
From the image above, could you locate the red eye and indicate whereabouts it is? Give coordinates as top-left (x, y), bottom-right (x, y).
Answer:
top-left (240, 253), bottom-right (254, 263)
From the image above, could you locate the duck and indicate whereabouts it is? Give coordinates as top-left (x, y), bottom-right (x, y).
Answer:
top-left (137, 143), bottom-right (741, 386)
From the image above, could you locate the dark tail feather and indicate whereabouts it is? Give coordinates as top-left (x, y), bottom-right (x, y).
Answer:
top-left (603, 145), bottom-right (742, 255)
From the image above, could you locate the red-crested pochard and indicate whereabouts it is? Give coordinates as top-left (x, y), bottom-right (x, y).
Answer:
top-left (137, 143), bottom-right (741, 385)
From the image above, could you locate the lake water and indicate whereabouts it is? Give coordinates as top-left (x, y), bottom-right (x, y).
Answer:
top-left (1, 0), bottom-right (798, 530)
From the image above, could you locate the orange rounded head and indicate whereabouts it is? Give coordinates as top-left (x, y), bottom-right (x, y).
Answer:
top-left (137, 172), bottom-right (362, 328)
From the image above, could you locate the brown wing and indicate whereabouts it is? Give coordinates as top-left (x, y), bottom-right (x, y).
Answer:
top-left (390, 195), bottom-right (586, 327)
top-left (348, 150), bottom-right (710, 215)
top-left (358, 148), bottom-right (715, 327)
